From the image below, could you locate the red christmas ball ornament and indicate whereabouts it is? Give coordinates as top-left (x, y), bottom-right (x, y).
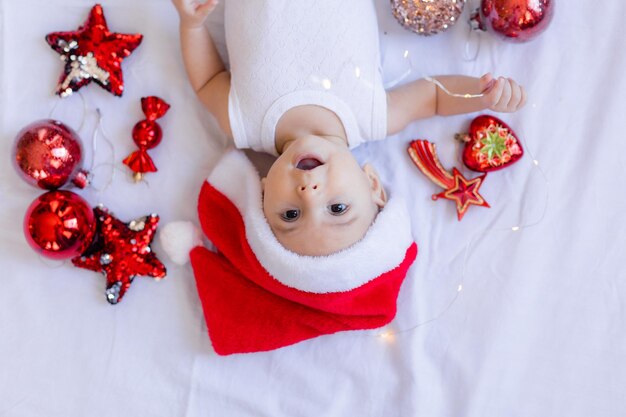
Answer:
top-left (13, 119), bottom-right (89, 190)
top-left (123, 96), bottom-right (170, 182)
top-left (456, 115), bottom-right (524, 172)
top-left (477, 0), bottom-right (554, 42)
top-left (24, 190), bottom-right (96, 260)
top-left (391, 0), bottom-right (465, 36)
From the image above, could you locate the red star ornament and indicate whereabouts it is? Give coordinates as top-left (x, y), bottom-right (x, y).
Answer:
top-left (46, 4), bottom-right (143, 98)
top-left (408, 139), bottom-right (490, 221)
top-left (433, 168), bottom-right (490, 221)
top-left (72, 207), bottom-right (166, 304)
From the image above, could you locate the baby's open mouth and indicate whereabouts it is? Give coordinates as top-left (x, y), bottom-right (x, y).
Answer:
top-left (296, 157), bottom-right (323, 170)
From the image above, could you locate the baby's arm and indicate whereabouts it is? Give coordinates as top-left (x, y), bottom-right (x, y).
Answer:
top-left (172, 0), bottom-right (232, 137)
top-left (386, 74), bottom-right (526, 136)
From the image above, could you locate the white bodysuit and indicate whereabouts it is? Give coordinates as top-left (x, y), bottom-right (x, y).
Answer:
top-left (224, 0), bottom-right (388, 156)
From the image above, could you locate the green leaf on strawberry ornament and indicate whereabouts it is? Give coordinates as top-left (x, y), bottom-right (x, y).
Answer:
top-left (480, 129), bottom-right (507, 161)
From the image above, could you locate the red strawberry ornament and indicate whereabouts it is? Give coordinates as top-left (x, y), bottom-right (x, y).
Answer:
top-left (456, 115), bottom-right (524, 173)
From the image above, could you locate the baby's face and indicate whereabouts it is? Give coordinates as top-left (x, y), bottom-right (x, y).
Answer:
top-left (262, 135), bottom-right (386, 256)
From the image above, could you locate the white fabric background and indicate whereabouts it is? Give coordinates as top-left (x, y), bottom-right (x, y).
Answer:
top-left (1, 1), bottom-right (624, 416)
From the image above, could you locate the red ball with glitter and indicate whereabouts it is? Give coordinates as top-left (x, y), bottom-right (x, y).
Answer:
top-left (480, 0), bottom-right (554, 42)
top-left (13, 119), bottom-right (89, 190)
top-left (24, 190), bottom-right (96, 260)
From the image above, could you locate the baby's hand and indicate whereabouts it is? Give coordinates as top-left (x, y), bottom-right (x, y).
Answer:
top-left (172, 0), bottom-right (219, 29)
top-left (479, 73), bottom-right (527, 113)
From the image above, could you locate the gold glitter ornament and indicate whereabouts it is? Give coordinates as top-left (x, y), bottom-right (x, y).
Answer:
top-left (391, 0), bottom-right (466, 36)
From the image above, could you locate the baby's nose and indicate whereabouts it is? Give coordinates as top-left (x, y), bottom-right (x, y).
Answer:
top-left (297, 183), bottom-right (320, 197)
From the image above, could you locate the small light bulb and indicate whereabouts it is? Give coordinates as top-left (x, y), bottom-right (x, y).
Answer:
top-left (512, 226), bottom-right (520, 231)
top-left (403, 50), bottom-right (409, 59)
top-left (379, 331), bottom-right (394, 341)
top-left (533, 160), bottom-right (539, 166)
top-left (457, 284), bottom-right (463, 292)
top-left (322, 79), bottom-right (332, 90)
top-left (355, 66), bottom-right (361, 78)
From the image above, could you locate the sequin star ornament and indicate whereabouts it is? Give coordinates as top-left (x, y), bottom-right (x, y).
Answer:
top-left (72, 207), bottom-right (166, 304)
top-left (123, 96), bottom-right (170, 182)
top-left (45, 4), bottom-right (143, 97)
top-left (408, 140), bottom-right (490, 220)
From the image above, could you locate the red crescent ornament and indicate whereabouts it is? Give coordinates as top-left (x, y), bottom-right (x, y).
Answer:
top-left (13, 119), bottom-right (89, 189)
top-left (72, 207), bottom-right (166, 304)
top-left (45, 4), bottom-right (143, 97)
top-left (24, 190), bottom-right (96, 260)
top-left (473, 0), bottom-right (554, 42)
top-left (408, 140), bottom-right (490, 221)
top-left (456, 115), bottom-right (524, 172)
top-left (123, 96), bottom-right (170, 181)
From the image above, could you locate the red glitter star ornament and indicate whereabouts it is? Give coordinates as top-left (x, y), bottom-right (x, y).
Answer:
top-left (433, 167), bottom-right (489, 220)
top-left (72, 207), bottom-right (166, 304)
top-left (46, 4), bottom-right (143, 98)
top-left (408, 139), bottom-right (490, 221)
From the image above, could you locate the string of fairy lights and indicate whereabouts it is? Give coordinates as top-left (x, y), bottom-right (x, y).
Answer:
top-left (373, 50), bottom-right (550, 341)
top-left (306, 48), bottom-right (550, 342)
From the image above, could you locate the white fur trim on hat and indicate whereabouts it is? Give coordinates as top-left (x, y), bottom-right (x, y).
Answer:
top-left (207, 149), bottom-right (414, 294)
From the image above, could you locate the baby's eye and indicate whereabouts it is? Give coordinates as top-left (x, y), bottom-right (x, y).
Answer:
top-left (328, 203), bottom-right (348, 215)
top-left (281, 209), bottom-right (300, 222)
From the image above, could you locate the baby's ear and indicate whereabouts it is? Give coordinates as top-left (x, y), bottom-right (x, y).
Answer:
top-left (363, 163), bottom-right (387, 208)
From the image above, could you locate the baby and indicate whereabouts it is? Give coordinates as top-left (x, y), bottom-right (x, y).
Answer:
top-left (171, 0), bottom-right (526, 256)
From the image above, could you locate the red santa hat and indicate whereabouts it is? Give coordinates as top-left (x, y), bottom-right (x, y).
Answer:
top-left (162, 149), bottom-right (417, 355)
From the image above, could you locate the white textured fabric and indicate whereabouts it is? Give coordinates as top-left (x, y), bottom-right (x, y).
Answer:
top-left (1, 1), bottom-right (626, 416)
top-left (225, 0), bottom-right (387, 155)
top-left (206, 149), bottom-right (413, 293)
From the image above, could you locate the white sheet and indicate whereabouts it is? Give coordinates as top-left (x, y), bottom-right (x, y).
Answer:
top-left (1, 1), bottom-right (625, 416)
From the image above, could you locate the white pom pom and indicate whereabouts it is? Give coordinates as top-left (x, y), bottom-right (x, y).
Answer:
top-left (159, 221), bottom-right (203, 265)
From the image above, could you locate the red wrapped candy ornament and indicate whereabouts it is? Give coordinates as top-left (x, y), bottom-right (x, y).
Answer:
top-left (456, 114), bottom-right (524, 172)
top-left (13, 119), bottom-right (89, 190)
top-left (24, 190), bottom-right (96, 260)
top-left (123, 96), bottom-right (170, 182)
top-left (45, 4), bottom-right (143, 97)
